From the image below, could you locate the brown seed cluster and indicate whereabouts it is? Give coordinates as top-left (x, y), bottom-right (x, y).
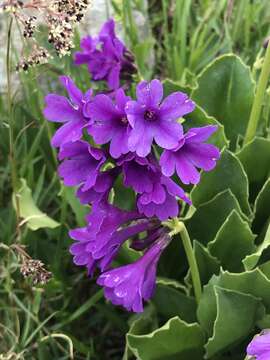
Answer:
top-left (23, 15), bottom-right (37, 38)
top-left (11, 244), bottom-right (52, 285)
top-left (1, 0), bottom-right (90, 70)
top-left (20, 258), bottom-right (52, 285)
top-left (16, 46), bottom-right (50, 71)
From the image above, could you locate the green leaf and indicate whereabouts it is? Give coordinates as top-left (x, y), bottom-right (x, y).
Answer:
top-left (208, 210), bottom-right (256, 272)
top-left (191, 149), bottom-right (251, 216)
top-left (163, 78), bottom-right (192, 96)
top-left (124, 306), bottom-right (157, 360)
top-left (237, 137), bottom-right (270, 195)
top-left (184, 105), bottom-right (228, 148)
top-left (198, 269), bottom-right (270, 333)
top-left (186, 189), bottom-right (247, 245)
top-left (243, 223), bottom-right (270, 271)
top-left (192, 54), bottom-right (255, 145)
top-left (205, 286), bottom-right (263, 358)
top-left (58, 185), bottom-right (88, 227)
top-left (14, 178), bottom-right (59, 231)
top-left (134, 38), bottom-right (155, 79)
top-left (152, 283), bottom-right (196, 323)
top-left (127, 317), bottom-right (205, 360)
top-left (156, 277), bottom-right (187, 292)
top-left (252, 178), bottom-right (270, 233)
top-left (185, 241), bottom-right (220, 287)
top-left (163, 80), bottom-right (228, 148)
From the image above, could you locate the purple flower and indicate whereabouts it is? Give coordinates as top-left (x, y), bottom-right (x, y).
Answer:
top-left (76, 167), bottom-right (120, 204)
top-left (160, 125), bottom-right (220, 184)
top-left (69, 202), bottom-right (155, 274)
top-left (118, 153), bottom-right (159, 194)
top-left (43, 76), bottom-right (92, 147)
top-left (74, 19), bottom-right (136, 90)
top-left (97, 234), bottom-right (170, 312)
top-left (87, 89), bottom-right (131, 158)
top-left (125, 79), bottom-right (195, 157)
top-left (58, 141), bottom-right (106, 191)
top-left (137, 175), bottom-right (191, 221)
top-left (118, 153), bottom-right (191, 221)
top-left (247, 330), bottom-right (270, 360)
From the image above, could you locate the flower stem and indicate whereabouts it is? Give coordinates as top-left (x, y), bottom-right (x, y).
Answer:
top-left (244, 42), bottom-right (270, 145)
top-left (168, 219), bottom-right (202, 304)
top-left (6, 17), bottom-right (21, 241)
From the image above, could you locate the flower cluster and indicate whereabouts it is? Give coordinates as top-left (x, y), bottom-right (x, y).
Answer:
top-left (44, 19), bottom-right (220, 312)
top-left (74, 19), bottom-right (137, 90)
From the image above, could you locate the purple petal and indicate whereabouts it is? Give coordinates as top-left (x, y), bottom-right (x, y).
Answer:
top-left (247, 333), bottom-right (270, 356)
top-left (185, 143), bottom-right (220, 171)
top-left (128, 121), bottom-right (153, 157)
top-left (89, 94), bottom-right (117, 121)
top-left (109, 129), bottom-right (129, 158)
top-left (58, 158), bottom-right (95, 187)
top-left (81, 35), bottom-right (98, 52)
top-left (185, 125), bottom-right (218, 143)
top-left (74, 52), bottom-right (92, 65)
top-left (175, 152), bottom-right (201, 185)
top-left (136, 79), bottom-right (163, 106)
top-left (125, 100), bottom-right (144, 128)
top-left (44, 94), bottom-right (78, 123)
top-left (159, 150), bottom-right (176, 177)
top-left (58, 140), bottom-right (88, 160)
top-left (107, 63), bottom-right (121, 90)
top-left (161, 176), bottom-right (191, 205)
top-left (139, 183), bottom-right (166, 205)
top-left (138, 193), bottom-right (179, 221)
top-left (115, 88), bottom-right (131, 112)
top-left (160, 92), bottom-right (195, 120)
top-left (99, 18), bottom-right (116, 39)
top-left (51, 121), bottom-right (84, 147)
top-left (153, 120), bottom-right (183, 150)
top-left (59, 76), bottom-right (83, 106)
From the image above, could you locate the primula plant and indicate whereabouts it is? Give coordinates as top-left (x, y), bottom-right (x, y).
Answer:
top-left (2, 1), bottom-right (270, 359)
top-left (43, 19), bottom-right (220, 312)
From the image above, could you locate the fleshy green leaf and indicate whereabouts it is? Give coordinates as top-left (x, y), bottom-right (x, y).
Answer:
top-left (163, 78), bottom-right (192, 96)
top-left (124, 306), bottom-right (157, 360)
top-left (156, 277), bottom-right (187, 292)
top-left (185, 241), bottom-right (220, 287)
top-left (192, 54), bottom-right (255, 145)
top-left (152, 283), bottom-right (197, 323)
top-left (252, 177), bottom-right (270, 233)
top-left (198, 269), bottom-right (270, 333)
top-left (163, 79), bottom-right (228, 148)
top-left (237, 137), bottom-right (270, 195)
top-left (205, 286), bottom-right (263, 359)
top-left (208, 210), bottom-right (256, 272)
top-left (14, 179), bottom-right (59, 231)
top-left (186, 189), bottom-right (247, 245)
top-left (127, 317), bottom-right (205, 360)
top-left (191, 149), bottom-right (251, 216)
top-left (243, 223), bottom-right (270, 271)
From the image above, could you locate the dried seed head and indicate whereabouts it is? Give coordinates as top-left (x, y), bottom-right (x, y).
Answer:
top-left (23, 15), bottom-right (37, 38)
top-left (2, 0), bottom-right (91, 60)
top-left (20, 258), bottom-right (52, 285)
top-left (16, 46), bottom-right (50, 71)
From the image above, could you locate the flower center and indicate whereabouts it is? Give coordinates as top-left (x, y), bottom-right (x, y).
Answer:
top-left (144, 110), bottom-right (156, 121)
top-left (121, 116), bottom-right (128, 124)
